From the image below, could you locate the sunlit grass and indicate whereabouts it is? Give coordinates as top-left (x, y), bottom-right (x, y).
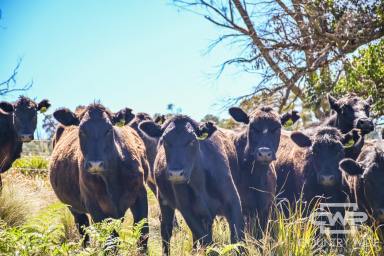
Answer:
top-left (0, 158), bottom-right (382, 255)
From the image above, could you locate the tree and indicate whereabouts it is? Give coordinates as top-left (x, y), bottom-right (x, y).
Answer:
top-left (0, 59), bottom-right (32, 97)
top-left (0, 10), bottom-right (32, 97)
top-left (334, 40), bottom-right (384, 117)
top-left (42, 114), bottom-right (57, 139)
top-left (174, 0), bottom-right (384, 117)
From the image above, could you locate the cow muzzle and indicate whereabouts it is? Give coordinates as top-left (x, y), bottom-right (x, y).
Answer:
top-left (167, 169), bottom-right (187, 184)
top-left (19, 134), bottom-right (34, 142)
top-left (318, 174), bottom-right (337, 186)
top-left (356, 118), bottom-right (374, 134)
top-left (255, 147), bottom-right (276, 163)
top-left (85, 161), bottom-right (105, 173)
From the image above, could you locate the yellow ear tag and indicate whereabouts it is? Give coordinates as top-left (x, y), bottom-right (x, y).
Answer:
top-left (345, 138), bottom-right (355, 148)
top-left (284, 119), bottom-right (293, 127)
top-left (40, 107), bottom-right (47, 113)
top-left (116, 119), bottom-right (125, 127)
top-left (197, 132), bottom-right (209, 141)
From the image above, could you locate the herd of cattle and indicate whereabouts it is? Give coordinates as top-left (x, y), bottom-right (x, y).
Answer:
top-left (0, 94), bottom-right (383, 254)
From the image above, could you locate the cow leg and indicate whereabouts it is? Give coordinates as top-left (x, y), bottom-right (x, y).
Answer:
top-left (159, 199), bottom-right (175, 256)
top-left (70, 209), bottom-right (90, 246)
top-left (130, 187), bottom-right (149, 252)
top-left (225, 202), bottom-right (245, 243)
top-left (180, 212), bottom-right (212, 248)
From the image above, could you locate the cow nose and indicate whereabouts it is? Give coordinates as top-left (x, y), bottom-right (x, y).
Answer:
top-left (167, 169), bottom-right (186, 183)
top-left (85, 161), bottom-right (105, 172)
top-left (319, 175), bottom-right (336, 186)
top-left (357, 118), bottom-right (374, 133)
top-left (255, 147), bottom-right (275, 162)
top-left (20, 134), bottom-right (34, 142)
top-left (374, 209), bottom-right (384, 222)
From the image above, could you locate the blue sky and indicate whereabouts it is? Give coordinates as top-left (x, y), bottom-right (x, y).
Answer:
top-left (0, 0), bottom-right (259, 137)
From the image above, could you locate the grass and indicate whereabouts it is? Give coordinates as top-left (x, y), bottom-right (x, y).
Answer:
top-left (0, 156), bottom-right (382, 255)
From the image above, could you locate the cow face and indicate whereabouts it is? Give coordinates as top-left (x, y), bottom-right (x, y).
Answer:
top-left (229, 107), bottom-right (290, 163)
top-left (53, 105), bottom-right (133, 174)
top-left (139, 116), bottom-right (216, 184)
top-left (291, 127), bottom-right (362, 187)
top-left (328, 94), bottom-right (374, 134)
top-left (340, 146), bottom-right (384, 223)
top-left (11, 97), bottom-right (51, 142)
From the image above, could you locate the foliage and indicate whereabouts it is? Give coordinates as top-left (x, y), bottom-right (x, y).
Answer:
top-left (42, 114), bottom-right (58, 140)
top-left (11, 156), bottom-right (49, 177)
top-left (174, 0), bottom-right (384, 117)
top-left (334, 40), bottom-right (384, 117)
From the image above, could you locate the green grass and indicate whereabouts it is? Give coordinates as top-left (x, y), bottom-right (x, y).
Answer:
top-left (0, 157), bottom-right (382, 255)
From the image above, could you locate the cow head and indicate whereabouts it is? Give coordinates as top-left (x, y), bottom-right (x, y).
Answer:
top-left (139, 115), bottom-right (217, 184)
top-left (328, 93), bottom-right (374, 135)
top-left (53, 104), bottom-right (134, 174)
top-left (129, 112), bottom-right (153, 130)
top-left (8, 96), bottom-right (51, 142)
top-left (340, 145), bottom-right (384, 223)
top-left (291, 127), bottom-right (362, 187)
top-left (229, 107), bottom-right (294, 164)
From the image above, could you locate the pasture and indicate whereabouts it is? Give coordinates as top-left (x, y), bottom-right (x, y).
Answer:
top-left (0, 141), bottom-right (381, 256)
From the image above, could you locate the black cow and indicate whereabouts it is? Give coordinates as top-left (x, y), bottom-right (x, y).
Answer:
top-left (228, 106), bottom-right (298, 238)
top-left (0, 96), bottom-right (50, 176)
top-left (139, 115), bottom-right (244, 255)
top-left (340, 141), bottom-right (384, 241)
top-left (275, 127), bottom-right (363, 235)
top-left (323, 93), bottom-right (374, 135)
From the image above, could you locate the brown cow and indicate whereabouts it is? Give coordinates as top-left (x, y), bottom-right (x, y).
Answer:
top-left (49, 104), bottom-right (149, 250)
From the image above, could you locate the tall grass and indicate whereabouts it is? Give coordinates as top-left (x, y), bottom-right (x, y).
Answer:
top-left (0, 156), bottom-right (382, 255)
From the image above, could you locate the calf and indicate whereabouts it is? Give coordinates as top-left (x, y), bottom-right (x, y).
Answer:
top-left (275, 127), bottom-right (363, 234)
top-left (0, 97), bottom-right (50, 176)
top-left (340, 141), bottom-right (384, 241)
top-left (139, 115), bottom-right (244, 255)
top-left (228, 106), bottom-right (299, 237)
top-left (323, 93), bottom-right (374, 135)
top-left (49, 104), bottom-right (149, 250)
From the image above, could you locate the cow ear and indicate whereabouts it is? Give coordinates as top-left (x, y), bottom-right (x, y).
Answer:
top-left (53, 108), bottom-right (79, 126)
top-left (281, 110), bottom-right (300, 126)
top-left (339, 159), bottom-right (364, 176)
top-left (291, 131), bottom-right (312, 148)
top-left (37, 99), bottom-right (51, 113)
top-left (0, 101), bottom-right (14, 113)
top-left (139, 121), bottom-right (163, 138)
top-left (196, 121), bottom-right (217, 140)
top-left (229, 107), bottom-right (249, 124)
top-left (154, 115), bottom-right (166, 125)
top-left (328, 94), bottom-right (341, 112)
top-left (112, 108), bottom-right (134, 127)
top-left (366, 96), bottom-right (373, 105)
